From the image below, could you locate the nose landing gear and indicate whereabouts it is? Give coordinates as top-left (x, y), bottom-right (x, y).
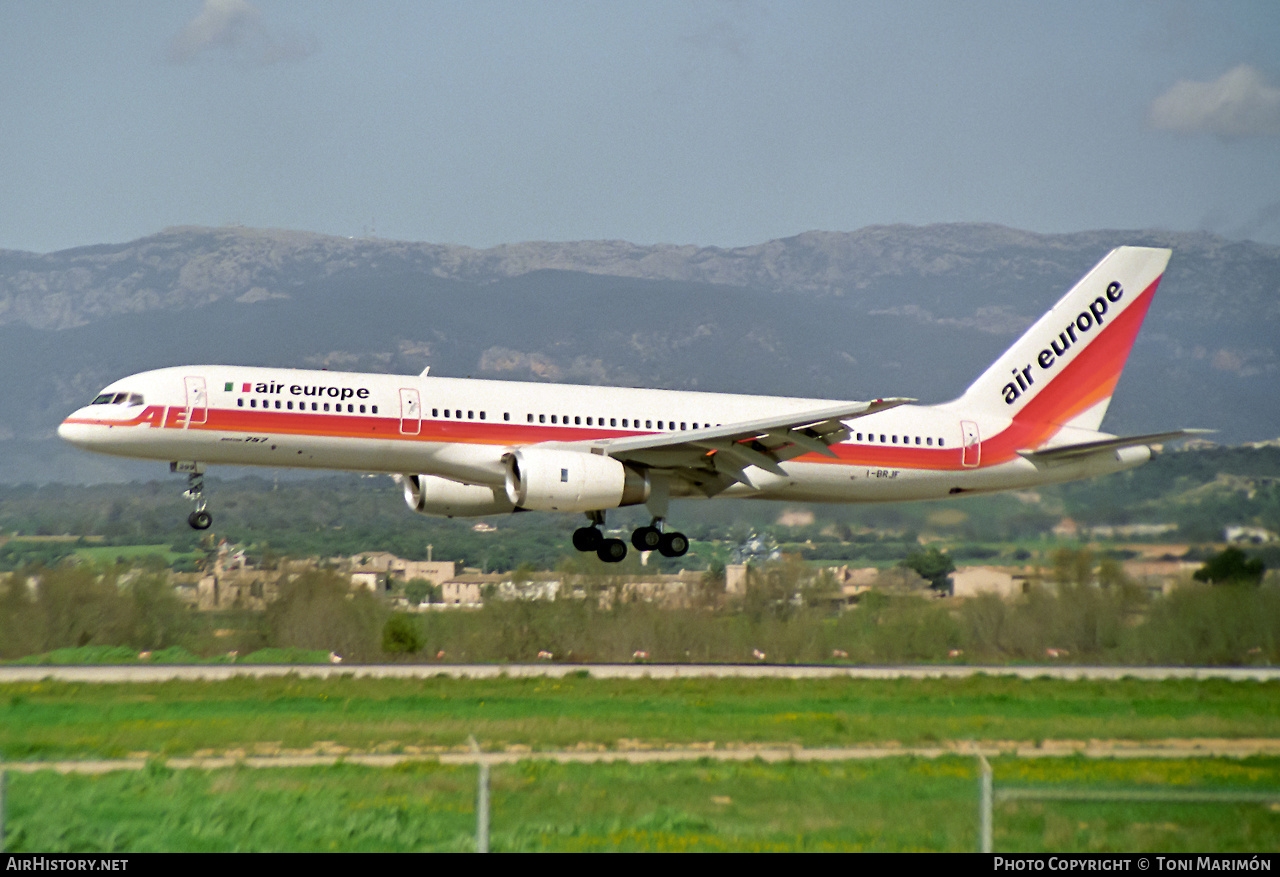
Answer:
top-left (172, 462), bottom-right (212, 530)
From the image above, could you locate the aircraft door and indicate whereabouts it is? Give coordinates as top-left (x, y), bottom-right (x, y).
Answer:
top-left (399, 388), bottom-right (421, 435)
top-left (183, 376), bottom-right (208, 427)
top-left (961, 420), bottom-right (980, 468)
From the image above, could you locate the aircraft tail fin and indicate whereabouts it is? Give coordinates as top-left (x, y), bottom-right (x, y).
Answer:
top-left (955, 246), bottom-right (1171, 433)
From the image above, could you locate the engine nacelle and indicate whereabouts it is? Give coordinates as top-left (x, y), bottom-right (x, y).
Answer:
top-left (502, 448), bottom-right (649, 512)
top-left (399, 473), bottom-right (516, 517)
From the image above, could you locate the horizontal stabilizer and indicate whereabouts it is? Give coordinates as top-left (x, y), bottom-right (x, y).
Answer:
top-left (1018, 429), bottom-right (1214, 464)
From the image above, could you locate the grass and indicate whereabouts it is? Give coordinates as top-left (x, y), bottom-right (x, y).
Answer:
top-left (1, 676), bottom-right (1275, 852)
top-left (70, 544), bottom-right (198, 565)
top-left (0, 675), bottom-right (1276, 760)
top-left (9, 646), bottom-right (335, 666)
top-left (4, 757), bottom-right (1276, 852)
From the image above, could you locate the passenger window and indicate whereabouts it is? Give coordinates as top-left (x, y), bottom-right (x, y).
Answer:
top-left (540, 414), bottom-right (546, 423)
top-left (323, 403), bottom-right (330, 412)
top-left (468, 411), bottom-right (474, 419)
top-left (551, 415), bottom-right (557, 424)
top-left (480, 411), bottom-right (486, 420)
top-left (610, 418), bottom-right (616, 427)
top-left (250, 399), bottom-right (257, 408)
top-left (586, 417), bottom-right (593, 425)
top-left (237, 398), bottom-right (244, 408)
top-left (372, 405), bottom-right (378, 414)
top-left (443, 410), bottom-right (450, 418)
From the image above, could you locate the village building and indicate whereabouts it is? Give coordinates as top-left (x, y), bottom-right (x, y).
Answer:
top-left (950, 566), bottom-right (1026, 599)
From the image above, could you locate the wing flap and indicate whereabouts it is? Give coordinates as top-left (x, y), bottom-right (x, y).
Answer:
top-left (585, 397), bottom-right (913, 492)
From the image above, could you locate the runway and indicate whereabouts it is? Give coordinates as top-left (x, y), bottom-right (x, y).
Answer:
top-left (1, 663), bottom-right (1276, 683)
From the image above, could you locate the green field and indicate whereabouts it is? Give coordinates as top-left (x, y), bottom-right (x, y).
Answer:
top-left (5, 758), bottom-right (1277, 852)
top-left (2, 674), bottom-right (1276, 852)
top-left (2, 675), bottom-right (1277, 759)
top-left (69, 543), bottom-right (200, 565)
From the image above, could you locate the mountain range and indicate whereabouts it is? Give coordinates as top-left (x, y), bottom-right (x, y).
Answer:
top-left (1, 223), bottom-right (1276, 484)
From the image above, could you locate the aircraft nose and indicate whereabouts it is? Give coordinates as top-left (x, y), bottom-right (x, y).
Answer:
top-left (58, 415), bottom-right (93, 446)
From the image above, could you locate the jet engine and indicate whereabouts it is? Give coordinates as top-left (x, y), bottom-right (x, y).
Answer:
top-left (502, 448), bottom-right (649, 512)
top-left (398, 473), bottom-right (516, 517)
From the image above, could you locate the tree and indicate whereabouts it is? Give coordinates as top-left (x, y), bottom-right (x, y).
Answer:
top-left (267, 569), bottom-right (386, 660)
top-left (382, 613), bottom-right (425, 655)
top-left (403, 578), bottom-right (433, 606)
top-left (1194, 547), bottom-right (1265, 587)
top-left (899, 547), bottom-right (955, 593)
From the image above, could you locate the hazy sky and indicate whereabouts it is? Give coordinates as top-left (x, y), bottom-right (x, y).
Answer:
top-left (3, 1), bottom-right (1278, 253)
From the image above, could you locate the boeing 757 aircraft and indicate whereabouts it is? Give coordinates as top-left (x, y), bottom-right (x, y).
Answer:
top-left (60, 246), bottom-right (1203, 562)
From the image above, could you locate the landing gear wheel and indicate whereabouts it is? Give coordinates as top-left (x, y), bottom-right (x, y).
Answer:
top-left (178, 466), bottom-right (212, 530)
top-left (596, 538), bottom-right (627, 563)
top-left (573, 526), bottom-right (602, 552)
top-left (631, 525), bottom-right (662, 551)
top-left (658, 531), bottom-right (688, 558)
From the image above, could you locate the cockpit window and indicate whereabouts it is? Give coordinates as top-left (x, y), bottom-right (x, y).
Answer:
top-left (90, 392), bottom-right (144, 406)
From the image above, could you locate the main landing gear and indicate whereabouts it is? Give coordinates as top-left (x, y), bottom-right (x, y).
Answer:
top-left (572, 511), bottom-right (688, 563)
top-left (172, 462), bottom-right (212, 530)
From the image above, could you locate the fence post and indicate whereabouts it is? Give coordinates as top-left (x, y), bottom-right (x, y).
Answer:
top-left (469, 736), bottom-right (489, 853)
top-left (978, 752), bottom-right (993, 853)
top-left (477, 761), bottom-right (490, 853)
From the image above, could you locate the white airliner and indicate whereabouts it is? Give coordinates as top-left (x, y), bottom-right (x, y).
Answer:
top-left (60, 246), bottom-right (1203, 562)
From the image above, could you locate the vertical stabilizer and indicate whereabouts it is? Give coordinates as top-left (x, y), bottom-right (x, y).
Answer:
top-left (955, 246), bottom-right (1170, 433)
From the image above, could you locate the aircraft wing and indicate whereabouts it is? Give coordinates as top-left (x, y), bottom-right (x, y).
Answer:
top-left (1017, 429), bottom-right (1214, 465)
top-left (575, 398), bottom-right (913, 493)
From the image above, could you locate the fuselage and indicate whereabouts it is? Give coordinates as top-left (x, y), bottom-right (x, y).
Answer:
top-left (58, 364), bottom-right (1148, 505)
